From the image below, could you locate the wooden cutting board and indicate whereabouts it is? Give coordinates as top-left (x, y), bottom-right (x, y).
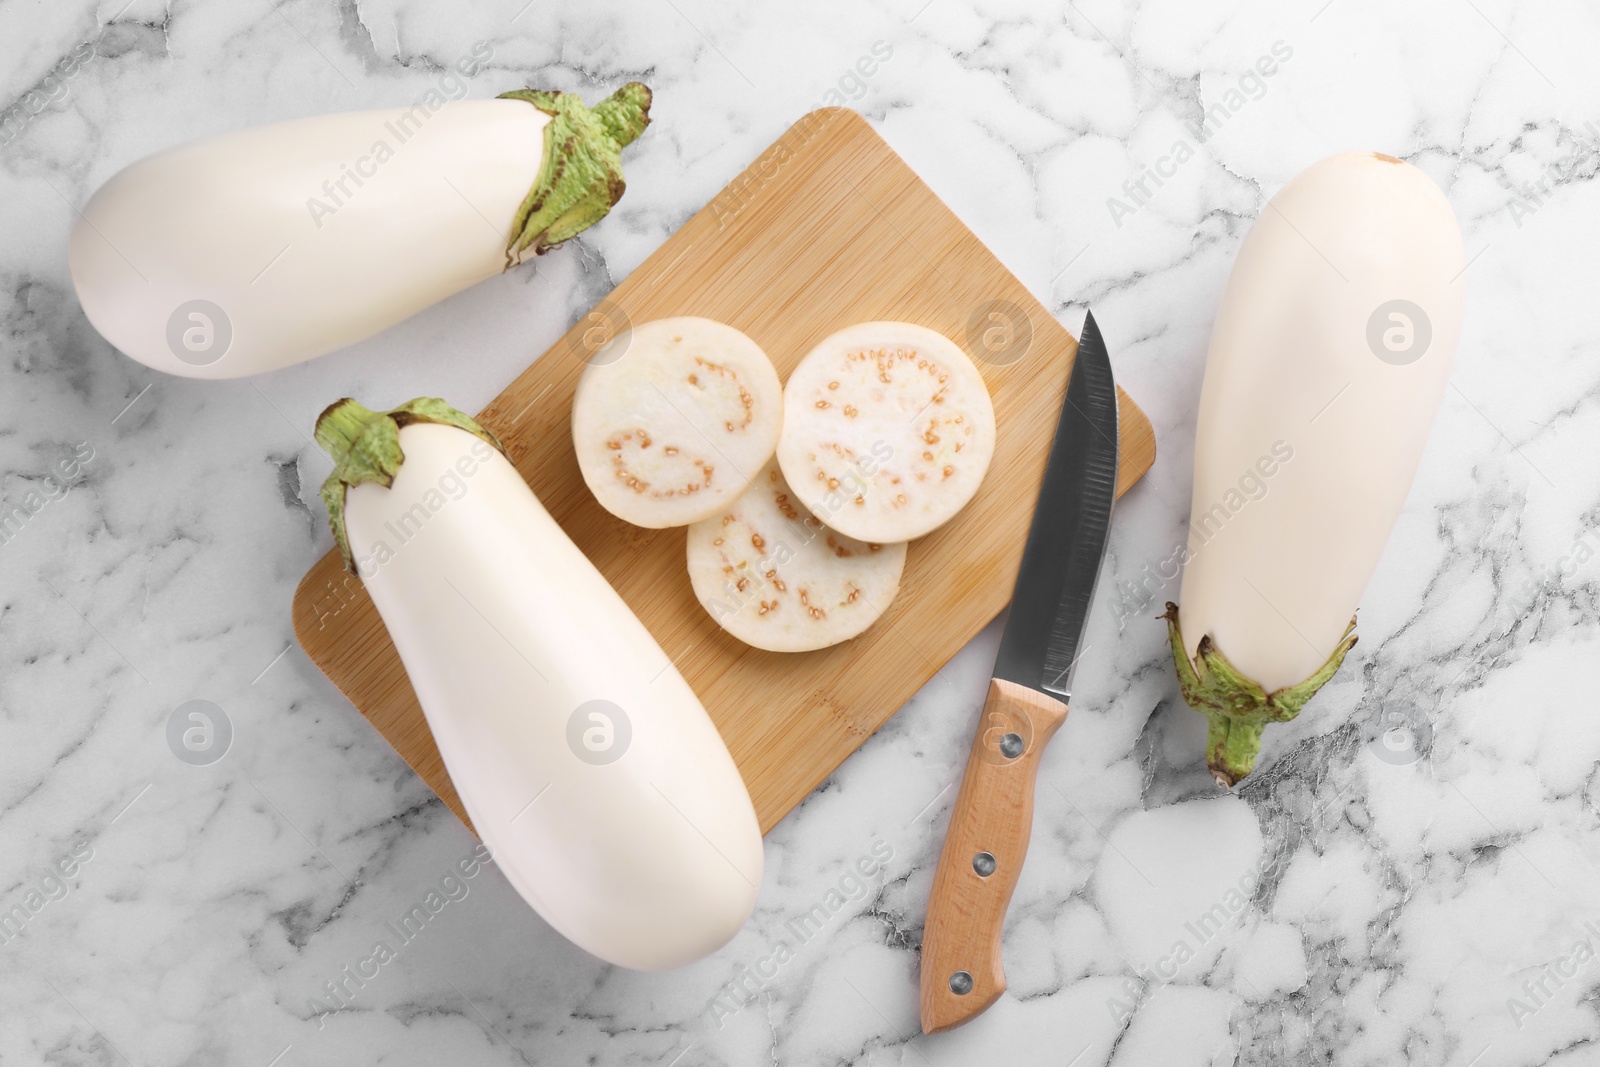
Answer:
top-left (292, 107), bottom-right (1156, 835)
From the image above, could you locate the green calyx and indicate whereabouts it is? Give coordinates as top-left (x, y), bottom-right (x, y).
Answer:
top-left (1162, 602), bottom-right (1357, 789)
top-left (315, 398), bottom-right (505, 574)
top-left (497, 82), bottom-right (653, 266)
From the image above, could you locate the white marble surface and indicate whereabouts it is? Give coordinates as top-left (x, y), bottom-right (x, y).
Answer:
top-left (3, 0), bottom-right (1599, 1064)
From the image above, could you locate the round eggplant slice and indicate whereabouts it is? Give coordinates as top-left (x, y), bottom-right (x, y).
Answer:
top-left (687, 461), bottom-right (907, 652)
top-left (776, 321), bottom-right (995, 542)
top-left (573, 317), bottom-right (782, 528)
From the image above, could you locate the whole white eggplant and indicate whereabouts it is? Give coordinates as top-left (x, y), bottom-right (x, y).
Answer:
top-left (317, 398), bottom-right (762, 969)
top-left (69, 85), bottom-right (650, 379)
top-left (1166, 151), bottom-right (1465, 787)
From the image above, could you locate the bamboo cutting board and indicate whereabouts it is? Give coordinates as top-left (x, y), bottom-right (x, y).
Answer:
top-left (292, 107), bottom-right (1156, 835)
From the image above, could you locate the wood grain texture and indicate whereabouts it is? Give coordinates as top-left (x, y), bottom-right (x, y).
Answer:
top-left (918, 678), bottom-right (1070, 1034)
top-left (291, 107), bottom-right (1156, 835)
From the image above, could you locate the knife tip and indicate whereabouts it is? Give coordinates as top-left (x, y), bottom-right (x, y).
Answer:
top-left (1079, 308), bottom-right (1102, 349)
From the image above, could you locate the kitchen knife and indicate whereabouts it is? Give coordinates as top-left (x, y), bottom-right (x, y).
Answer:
top-left (919, 310), bottom-right (1119, 1034)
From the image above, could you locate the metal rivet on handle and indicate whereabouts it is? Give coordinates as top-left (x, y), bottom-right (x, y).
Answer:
top-left (973, 851), bottom-right (997, 877)
top-left (999, 732), bottom-right (1025, 759)
top-left (949, 971), bottom-right (974, 996)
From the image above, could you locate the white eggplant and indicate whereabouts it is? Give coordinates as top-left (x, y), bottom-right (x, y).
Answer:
top-left (69, 85), bottom-right (651, 379)
top-left (316, 398), bottom-right (762, 969)
top-left (1166, 151), bottom-right (1464, 787)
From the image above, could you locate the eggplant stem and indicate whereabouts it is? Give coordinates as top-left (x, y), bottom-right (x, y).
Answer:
top-left (497, 82), bottom-right (653, 266)
top-left (316, 398), bottom-right (506, 575)
top-left (1163, 602), bottom-right (1357, 788)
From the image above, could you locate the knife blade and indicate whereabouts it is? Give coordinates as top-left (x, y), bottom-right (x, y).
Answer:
top-left (919, 311), bottom-right (1119, 1034)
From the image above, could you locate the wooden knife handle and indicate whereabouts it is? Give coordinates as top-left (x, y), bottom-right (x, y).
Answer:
top-left (919, 677), bottom-right (1070, 1034)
